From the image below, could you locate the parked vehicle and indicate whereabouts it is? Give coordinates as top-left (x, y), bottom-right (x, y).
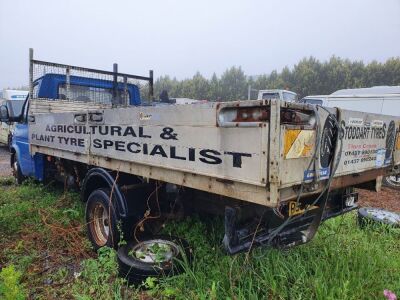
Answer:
top-left (257, 89), bottom-right (298, 102)
top-left (300, 86), bottom-right (400, 116)
top-left (301, 86), bottom-right (400, 189)
top-left (1, 50), bottom-right (400, 267)
top-left (0, 90), bottom-right (27, 147)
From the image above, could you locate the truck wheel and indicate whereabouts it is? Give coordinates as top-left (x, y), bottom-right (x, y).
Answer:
top-left (117, 235), bottom-right (192, 284)
top-left (358, 207), bottom-right (400, 228)
top-left (382, 175), bottom-right (400, 190)
top-left (12, 156), bottom-right (24, 185)
top-left (86, 188), bottom-right (120, 250)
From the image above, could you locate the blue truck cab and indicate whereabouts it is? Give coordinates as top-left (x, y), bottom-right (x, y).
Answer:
top-left (9, 73), bottom-right (143, 182)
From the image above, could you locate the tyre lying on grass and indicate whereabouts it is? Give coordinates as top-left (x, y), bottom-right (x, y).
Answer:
top-left (383, 175), bottom-right (400, 190)
top-left (358, 207), bottom-right (400, 228)
top-left (117, 235), bottom-right (192, 284)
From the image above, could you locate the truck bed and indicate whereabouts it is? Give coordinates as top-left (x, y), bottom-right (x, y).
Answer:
top-left (28, 98), bottom-right (400, 207)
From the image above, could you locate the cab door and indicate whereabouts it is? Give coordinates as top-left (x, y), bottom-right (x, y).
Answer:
top-left (13, 98), bottom-right (34, 176)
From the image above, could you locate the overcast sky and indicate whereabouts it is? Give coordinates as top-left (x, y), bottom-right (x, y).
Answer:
top-left (0, 0), bottom-right (399, 88)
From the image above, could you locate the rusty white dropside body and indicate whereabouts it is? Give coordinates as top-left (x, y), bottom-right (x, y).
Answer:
top-left (29, 97), bottom-right (400, 208)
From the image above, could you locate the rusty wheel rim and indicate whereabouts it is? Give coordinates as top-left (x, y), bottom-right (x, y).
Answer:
top-left (90, 203), bottom-right (110, 246)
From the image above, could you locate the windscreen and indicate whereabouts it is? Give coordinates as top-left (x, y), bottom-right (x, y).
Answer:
top-left (262, 92), bottom-right (280, 100)
top-left (303, 98), bottom-right (323, 105)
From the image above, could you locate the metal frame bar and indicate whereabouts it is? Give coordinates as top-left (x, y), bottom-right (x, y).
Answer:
top-left (31, 59), bottom-right (152, 82)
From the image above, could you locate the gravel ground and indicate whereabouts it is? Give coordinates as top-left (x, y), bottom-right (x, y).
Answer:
top-left (0, 145), bottom-right (397, 211)
top-left (0, 145), bottom-right (11, 177)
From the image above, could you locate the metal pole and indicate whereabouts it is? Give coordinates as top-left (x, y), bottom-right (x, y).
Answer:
top-left (248, 85), bottom-right (251, 100)
top-left (66, 67), bottom-right (70, 100)
top-left (149, 70), bottom-right (154, 103)
top-left (123, 76), bottom-right (128, 106)
top-left (29, 48), bottom-right (33, 99)
top-left (113, 63), bottom-right (118, 105)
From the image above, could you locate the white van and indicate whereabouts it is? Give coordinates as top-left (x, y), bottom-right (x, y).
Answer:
top-left (0, 90), bottom-right (28, 146)
top-left (301, 86), bottom-right (400, 189)
top-left (301, 86), bottom-right (400, 116)
top-left (257, 89), bottom-right (298, 102)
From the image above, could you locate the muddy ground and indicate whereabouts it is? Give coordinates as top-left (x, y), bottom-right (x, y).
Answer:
top-left (0, 145), bottom-right (11, 177)
top-left (0, 144), bottom-right (398, 211)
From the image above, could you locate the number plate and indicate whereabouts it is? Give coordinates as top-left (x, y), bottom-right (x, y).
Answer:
top-left (288, 201), bottom-right (318, 217)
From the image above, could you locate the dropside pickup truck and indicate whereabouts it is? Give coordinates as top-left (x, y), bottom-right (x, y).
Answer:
top-left (1, 49), bottom-right (399, 256)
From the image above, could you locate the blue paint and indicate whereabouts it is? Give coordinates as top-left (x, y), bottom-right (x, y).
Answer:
top-left (12, 73), bottom-right (142, 181)
top-left (304, 167), bottom-right (330, 181)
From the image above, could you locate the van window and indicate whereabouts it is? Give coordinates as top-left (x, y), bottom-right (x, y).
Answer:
top-left (304, 99), bottom-right (323, 105)
top-left (58, 84), bottom-right (129, 105)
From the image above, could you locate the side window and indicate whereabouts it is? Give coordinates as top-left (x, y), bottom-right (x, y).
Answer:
top-left (308, 99), bottom-right (323, 105)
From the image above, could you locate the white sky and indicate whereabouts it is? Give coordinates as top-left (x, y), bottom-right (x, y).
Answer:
top-left (0, 0), bottom-right (399, 88)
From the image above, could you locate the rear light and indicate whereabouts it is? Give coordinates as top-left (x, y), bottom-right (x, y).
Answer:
top-left (280, 108), bottom-right (315, 126)
top-left (217, 105), bottom-right (315, 127)
top-left (218, 107), bottom-right (270, 124)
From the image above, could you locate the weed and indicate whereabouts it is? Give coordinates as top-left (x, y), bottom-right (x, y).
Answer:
top-left (0, 265), bottom-right (26, 300)
top-left (1, 182), bottom-right (399, 299)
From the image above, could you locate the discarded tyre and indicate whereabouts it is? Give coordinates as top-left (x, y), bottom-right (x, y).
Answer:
top-left (117, 235), bottom-right (192, 284)
top-left (382, 175), bottom-right (400, 190)
top-left (319, 114), bottom-right (337, 169)
top-left (358, 207), bottom-right (400, 228)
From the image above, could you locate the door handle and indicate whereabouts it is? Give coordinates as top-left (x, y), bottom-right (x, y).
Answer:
top-left (28, 115), bottom-right (35, 123)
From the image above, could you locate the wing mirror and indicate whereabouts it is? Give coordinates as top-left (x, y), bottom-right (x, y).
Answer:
top-left (0, 105), bottom-right (10, 122)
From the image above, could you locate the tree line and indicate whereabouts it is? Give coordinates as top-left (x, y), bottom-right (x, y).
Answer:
top-left (154, 56), bottom-right (400, 101)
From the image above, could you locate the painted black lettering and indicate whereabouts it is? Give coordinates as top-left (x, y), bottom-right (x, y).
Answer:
top-left (115, 140), bottom-right (126, 151)
top-left (188, 148), bottom-right (195, 161)
top-left (103, 140), bottom-right (113, 149)
top-left (150, 145), bottom-right (168, 157)
top-left (78, 138), bottom-right (85, 147)
top-left (224, 152), bottom-right (252, 168)
top-left (139, 126), bottom-right (151, 138)
top-left (170, 146), bottom-right (186, 160)
top-left (93, 139), bottom-right (102, 148)
top-left (123, 126), bottom-right (137, 137)
top-left (127, 142), bottom-right (141, 153)
top-left (111, 126), bottom-right (122, 136)
top-left (143, 143), bottom-right (148, 155)
top-left (199, 149), bottom-right (222, 165)
top-left (99, 126), bottom-right (109, 135)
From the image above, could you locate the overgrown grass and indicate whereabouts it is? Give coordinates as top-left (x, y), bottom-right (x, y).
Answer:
top-left (0, 180), bottom-right (399, 299)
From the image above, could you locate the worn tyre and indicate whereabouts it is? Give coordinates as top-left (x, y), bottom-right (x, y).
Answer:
top-left (117, 235), bottom-right (192, 284)
top-left (86, 188), bottom-right (120, 250)
top-left (382, 175), bottom-right (400, 190)
top-left (12, 155), bottom-right (24, 185)
top-left (358, 207), bottom-right (400, 228)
